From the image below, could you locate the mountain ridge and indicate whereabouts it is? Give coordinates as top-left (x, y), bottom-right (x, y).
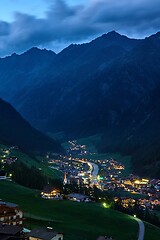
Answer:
top-left (0, 31), bottom-right (160, 176)
top-left (0, 98), bottom-right (63, 154)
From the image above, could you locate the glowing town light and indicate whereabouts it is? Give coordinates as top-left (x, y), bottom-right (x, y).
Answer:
top-left (103, 203), bottom-right (107, 208)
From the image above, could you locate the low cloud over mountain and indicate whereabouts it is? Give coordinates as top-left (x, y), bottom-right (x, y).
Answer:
top-left (0, 0), bottom-right (160, 56)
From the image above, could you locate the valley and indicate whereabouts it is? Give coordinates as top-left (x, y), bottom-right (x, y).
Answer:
top-left (0, 30), bottom-right (160, 240)
top-left (0, 32), bottom-right (160, 177)
top-left (0, 137), bottom-right (160, 239)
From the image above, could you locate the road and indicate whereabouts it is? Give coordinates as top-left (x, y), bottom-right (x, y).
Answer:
top-left (88, 161), bottom-right (99, 184)
top-left (76, 159), bottom-right (99, 184)
top-left (135, 217), bottom-right (145, 240)
top-left (88, 162), bottom-right (99, 176)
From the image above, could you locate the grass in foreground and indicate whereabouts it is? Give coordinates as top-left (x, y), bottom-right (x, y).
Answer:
top-left (144, 222), bottom-right (160, 240)
top-left (1, 180), bottom-right (160, 240)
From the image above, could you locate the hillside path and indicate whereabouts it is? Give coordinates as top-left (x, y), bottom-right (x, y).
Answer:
top-left (135, 217), bottom-right (145, 240)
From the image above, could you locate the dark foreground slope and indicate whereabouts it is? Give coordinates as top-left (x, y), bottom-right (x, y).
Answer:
top-left (1, 180), bottom-right (160, 240)
top-left (0, 98), bottom-right (63, 153)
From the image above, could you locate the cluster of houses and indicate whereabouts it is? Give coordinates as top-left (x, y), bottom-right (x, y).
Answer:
top-left (0, 223), bottom-right (63, 240)
top-left (0, 199), bottom-right (111, 240)
top-left (0, 140), bottom-right (159, 239)
top-left (41, 185), bottom-right (91, 203)
top-left (0, 201), bottom-right (63, 240)
top-left (113, 178), bottom-right (160, 210)
top-left (48, 140), bottom-right (160, 211)
top-left (0, 223), bottom-right (111, 240)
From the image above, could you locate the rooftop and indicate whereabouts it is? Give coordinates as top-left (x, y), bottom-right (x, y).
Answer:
top-left (67, 193), bottom-right (89, 200)
top-left (0, 201), bottom-right (18, 208)
top-left (28, 228), bottom-right (59, 240)
top-left (0, 223), bottom-right (22, 235)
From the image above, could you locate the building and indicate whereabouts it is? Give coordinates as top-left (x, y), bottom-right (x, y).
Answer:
top-left (41, 186), bottom-right (62, 200)
top-left (0, 171), bottom-right (7, 180)
top-left (28, 227), bottom-right (63, 240)
top-left (0, 223), bottom-right (23, 240)
top-left (63, 172), bottom-right (67, 185)
top-left (67, 193), bottom-right (90, 202)
top-left (0, 202), bottom-right (23, 226)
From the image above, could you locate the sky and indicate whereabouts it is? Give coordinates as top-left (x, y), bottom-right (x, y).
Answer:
top-left (0, 0), bottom-right (160, 56)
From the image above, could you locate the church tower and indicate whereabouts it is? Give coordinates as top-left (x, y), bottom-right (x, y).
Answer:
top-left (63, 172), bottom-right (67, 185)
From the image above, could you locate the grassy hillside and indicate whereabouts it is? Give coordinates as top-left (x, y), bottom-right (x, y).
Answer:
top-left (0, 180), bottom-right (160, 240)
top-left (0, 144), bottom-right (62, 180)
top-left (11, 149), bottom-right (63, 180)
top-left (0, 144), bottom-right (63, 189)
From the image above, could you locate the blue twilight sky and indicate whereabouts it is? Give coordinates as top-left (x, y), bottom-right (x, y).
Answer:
top-left (0, 0), bottom-right (160, 56)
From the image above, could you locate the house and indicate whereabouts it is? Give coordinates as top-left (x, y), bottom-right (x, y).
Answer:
top-left (28, 227), bottom-right (63, 240)
top-left (0, 223), bottom-right (23, 240)
top-left (67, 193), bottom-right (90, 202)
top-left (0, 171), bottom-right (7, 180)
top-left (41, 186), bottom-right (62, 200)
top-left (0, 201), bottom-right (23, 226)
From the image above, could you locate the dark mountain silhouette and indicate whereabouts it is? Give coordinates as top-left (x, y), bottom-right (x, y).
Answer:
top-left (99, 84), bottom-right (160, 178)
top-left (0, 98), bottom-right (63, 153)
top-left (0, 31), bottom-right (160, 176)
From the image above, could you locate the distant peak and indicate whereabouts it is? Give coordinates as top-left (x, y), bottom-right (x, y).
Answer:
top-left (92, 31), bottom-right (131, 45)
top-left (107, 31), bottom-right (120, 36)
top-left (11, 52), bottom-right (18, 57)
top-left (27, 47), bottom-right (47, 53)
top-left (22, 47), bottom-right (56, 56)
top-left (28, 47), bottom-right (40, 51)
top-left (101, 31), bottom-right (122, 38)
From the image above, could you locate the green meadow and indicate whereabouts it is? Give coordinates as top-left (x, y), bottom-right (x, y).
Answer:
top-left (0, 180), bottom-right (160, 240)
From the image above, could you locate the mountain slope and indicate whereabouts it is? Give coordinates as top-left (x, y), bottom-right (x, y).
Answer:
top-left (0, 98), bottom-right (63, 153)
top-left (0, 31), bottom-right (139, 134)
top-left (0, 31), bottom-right (160, 176)
top-left (16, 31), bottom-right (160, 138)
top-left (98, 92), bottom-right (160, 177)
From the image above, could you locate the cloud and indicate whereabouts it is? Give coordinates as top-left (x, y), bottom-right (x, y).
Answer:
top-left (0, 0), bottom-right (160, 56)
top-left (0, 21), bottom-right (10, 37)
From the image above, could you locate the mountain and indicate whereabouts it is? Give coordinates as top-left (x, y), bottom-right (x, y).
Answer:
top-left (0, 98), bottom-right (63, 153)
top-left (99, 84), bottom-right (160, 178)
top-left (0, 31), bottom-right (140, 134)
top-left (0, 31), bottom-right (160, 176)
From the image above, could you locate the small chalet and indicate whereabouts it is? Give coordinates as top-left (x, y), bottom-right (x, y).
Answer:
top-left (28, 227), bottom-right (63, 240)
top-left (41, 186), bottom-right (61, 200)
top-left (67, 193), bottom-right (90, 202)
top-left (0, 223), bottom-right (23, 240)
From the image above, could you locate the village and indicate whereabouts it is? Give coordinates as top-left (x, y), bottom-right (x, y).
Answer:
top-left (1, 142), bottom-right (160, 209)
top-left (47, 140), bottom-right (160, 211)
top-left (0, 141), bottom-right (160, 239)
